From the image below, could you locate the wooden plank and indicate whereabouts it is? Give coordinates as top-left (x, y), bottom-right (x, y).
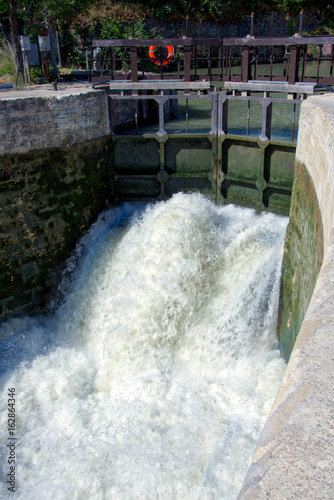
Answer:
top-left (109, 81), bottom-right (211, 90)
top-left (92, 38), bottom-right (221, 48)
top-left (93, 36), bottom-right (334, 48)
top-left (224, 81), bottom-right (315, 94)
top-left (93, 38), bottom-right (194, 48)
top-left (222, 36), bottom-right (334, 46)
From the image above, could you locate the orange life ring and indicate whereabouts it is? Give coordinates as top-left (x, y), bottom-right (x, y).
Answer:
top-left (149, 45), bottom-right (174, 66)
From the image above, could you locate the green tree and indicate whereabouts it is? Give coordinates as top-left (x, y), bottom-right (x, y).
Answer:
top-left (99, 19), bottom-right (158, 71)
top-left (1, 0), bottom-right (95, 74)
top-left (8, 0), bottom-right (20, 72)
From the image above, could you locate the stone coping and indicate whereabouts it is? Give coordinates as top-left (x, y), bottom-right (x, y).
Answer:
top-left (239, 94), bottom-right (334, 498)
top-left (0, 83), bottom-right (110, 154)
top-left (0, 82), bottom-right (100, 100)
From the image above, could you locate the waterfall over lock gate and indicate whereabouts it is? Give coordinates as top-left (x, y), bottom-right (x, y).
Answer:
top-left (0, 193), bottom-right (288, 500)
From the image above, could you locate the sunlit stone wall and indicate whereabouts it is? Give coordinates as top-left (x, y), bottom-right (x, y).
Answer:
top-left (239, 94), bottom-right (334, 498)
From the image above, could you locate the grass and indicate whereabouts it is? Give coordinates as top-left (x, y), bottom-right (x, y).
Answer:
top-left (78, 0), bottom-right (153, 24)
top-left (0, 38), bottom-right (16, 84)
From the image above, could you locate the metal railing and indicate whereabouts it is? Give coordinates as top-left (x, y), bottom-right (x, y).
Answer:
top-left (90, 36), bottom-right (334, 85)
top-left (108, 87), bottom-right (302, 145)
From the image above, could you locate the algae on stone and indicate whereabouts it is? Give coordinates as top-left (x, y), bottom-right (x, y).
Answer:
top-left (278, 161), bottom-right (323, 361)
top-left (0, 137), bottom-right (113, 320)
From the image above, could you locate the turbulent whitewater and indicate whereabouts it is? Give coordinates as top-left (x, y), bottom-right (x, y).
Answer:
top-left (0, 193), bottom-right (288, 499)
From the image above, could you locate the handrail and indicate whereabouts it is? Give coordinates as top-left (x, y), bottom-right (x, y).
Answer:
top-left (92, 38), bottom-right (221, 47)
top-left (90, 36), bottom-right (334, 86)
top-left (222, 35), bottom-right (334, 46)
top-left (93, 36), bottom-right (334, 48)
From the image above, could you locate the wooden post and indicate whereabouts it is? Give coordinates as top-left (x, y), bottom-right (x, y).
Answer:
top-left (209, 45), bottom-right (213, 80)
top-left (218, 42), bottom-right (222, 81)
top-left (184, 46), bottom-right (191, 82)
top-left (241, 46), bottom-right (251, 82)
top-left (316, 45), bottom-right (322, 82)
top-left (130, 47), bottom-right (138, 82)
top-left (254, 46), bottom-right (258, 80)
top-left (194, 46), bottom-right (197, 80)
top-left (111, 47), bottom-right (115, 80)
top-left (270, 46), bottom-right (274, 80)
top-left (228, 46), bottom-right (232, 81)
top-left (177, 47), bottom-right (181, 80)
top-left (288, 45), bottom-right (299, 85)
top-left (301, 44), bottom-right (306, 82)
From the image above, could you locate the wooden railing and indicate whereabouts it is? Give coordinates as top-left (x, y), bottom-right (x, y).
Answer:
top-left (90, 36), bottom-right (334, 85)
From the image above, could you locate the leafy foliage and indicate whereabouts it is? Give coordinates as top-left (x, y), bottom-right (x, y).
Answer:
top-left (99, 19), bottom-right (158, 71)
top-left (1, 0), bottom-right (334, 79)
top-left (0, 35), bottom-right (15, 77)
top-left (100, 19), bottom-right (150, 40)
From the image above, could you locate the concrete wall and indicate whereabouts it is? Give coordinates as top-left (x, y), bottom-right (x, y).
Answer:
top-left (239, 94), bottom-right (334, 498)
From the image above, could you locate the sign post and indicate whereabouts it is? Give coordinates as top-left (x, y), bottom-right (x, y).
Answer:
top-left (20, 35), bottom-right (32, 84)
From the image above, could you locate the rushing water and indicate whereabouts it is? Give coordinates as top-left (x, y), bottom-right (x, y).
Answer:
top-left (0, 193), bottom-right (288, 499)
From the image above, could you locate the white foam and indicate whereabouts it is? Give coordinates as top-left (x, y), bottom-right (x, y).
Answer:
top-left (0, 193), bottom-right (288, 499)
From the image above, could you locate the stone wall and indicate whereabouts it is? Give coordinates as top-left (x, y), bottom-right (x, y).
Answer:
top-left (0, 88), bottom-right (110, 155)
top-left (145, 11), bottom-right (322, 39)
top-left (0, 136), bottom-right (113, 319)
top-left (0, 85), bottom-right (162, 320)
top-left (0, 89), bottom-right (104, 318)
top-left (239, 94), bottom-right (334, 498)
top-left (277, 160), bottom-right (323, 360)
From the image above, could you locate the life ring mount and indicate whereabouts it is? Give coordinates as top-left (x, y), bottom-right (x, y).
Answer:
top-left (149, 45), bottom-right (174, 66)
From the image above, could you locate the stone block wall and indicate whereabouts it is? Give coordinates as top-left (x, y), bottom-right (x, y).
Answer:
top-left (0, 88), bottom-right (115, 319)
top-left (145, 11), bottom-right (322, 40)
top-left (239, 94), bottom-right (334, 498)
top-left (0, 89), bottom-right (110, 155)
top-left (0, 138), bottom-right (113, 319)
top-left (0, 86), bottom-right (163, 320)
top-left (277, 160), bottom-right (323, 360)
